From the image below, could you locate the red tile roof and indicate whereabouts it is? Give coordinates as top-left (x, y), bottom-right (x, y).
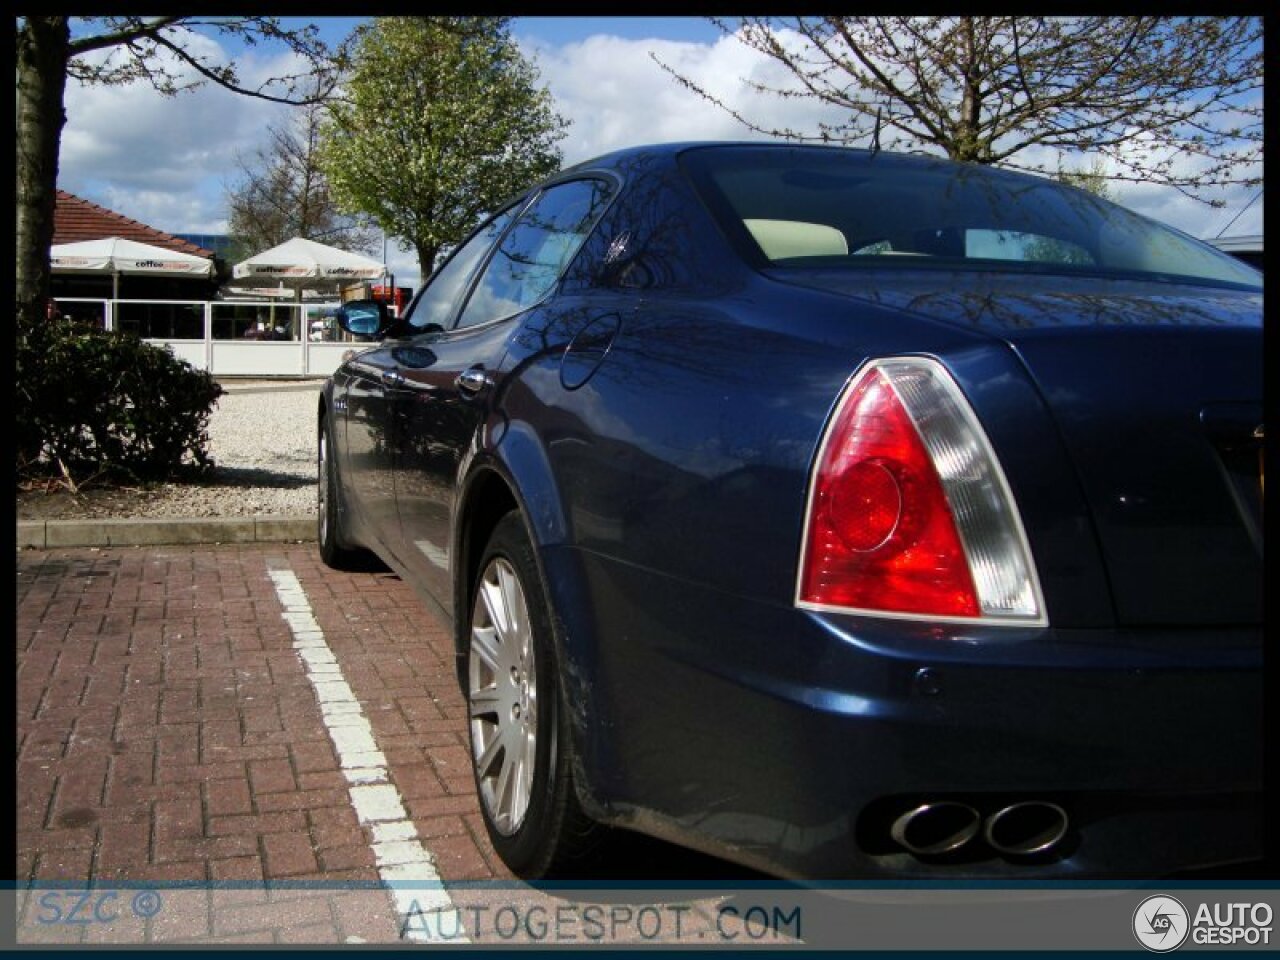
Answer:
top-left (53, 190), bottom-right (215, 259)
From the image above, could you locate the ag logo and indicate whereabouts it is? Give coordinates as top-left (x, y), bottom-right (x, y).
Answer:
top-left (1133, 895), bottom-right (1190, 952)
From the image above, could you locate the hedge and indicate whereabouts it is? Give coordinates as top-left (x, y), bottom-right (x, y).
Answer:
top-left (16, 312), bottom-right (224, 490)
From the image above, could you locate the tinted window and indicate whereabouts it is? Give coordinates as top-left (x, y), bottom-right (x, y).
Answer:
top-left (458, 179), bottom-right (615, 329)
top-left (402, 205), bottom-right (521, 332)
top-left (682, 147), bottom-right (1261, 289)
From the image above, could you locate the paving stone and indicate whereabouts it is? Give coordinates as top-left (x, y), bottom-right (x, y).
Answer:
top-left (261, 833), bottom-right (319, 878)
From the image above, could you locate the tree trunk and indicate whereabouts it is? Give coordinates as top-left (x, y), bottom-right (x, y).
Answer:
top-left (414, 242), bottom-right (439, 282)
top-left (16, 18), bottom-right (71, 327)
top-left (953, 17), bottom-right (985, 163)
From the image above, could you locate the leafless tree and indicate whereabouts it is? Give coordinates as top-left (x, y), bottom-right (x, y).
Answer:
top-left (226, 94), bottom-right (379, 258)
top-left (655, 17), bottom-right (1261, 200)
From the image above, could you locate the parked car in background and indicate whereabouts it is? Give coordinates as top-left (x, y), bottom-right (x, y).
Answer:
top-left (1208, 234), bottom-right (1264, 272)
top-left (318, 143), bottom-right (1262, 880)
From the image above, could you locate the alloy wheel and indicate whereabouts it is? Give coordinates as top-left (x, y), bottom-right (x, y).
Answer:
top-left (468, 556), bottom-right (538, 835)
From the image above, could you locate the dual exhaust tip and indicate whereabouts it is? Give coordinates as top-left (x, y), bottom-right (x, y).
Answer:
top-left (890, 800), bottom-right (1069, 858)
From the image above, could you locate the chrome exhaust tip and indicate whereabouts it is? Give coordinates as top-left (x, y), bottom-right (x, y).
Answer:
top-left (984, 801), bottom-right (1069, 856)
top-left (890, 802), bottom-right (981, 856)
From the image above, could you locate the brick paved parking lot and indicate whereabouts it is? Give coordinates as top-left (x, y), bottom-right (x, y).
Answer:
top-left (14, 543), bottom-right (772, 946)
top-left (17, 543), bottom-right (504, 888)
top-left (15, 544), bottom-right (511, 943)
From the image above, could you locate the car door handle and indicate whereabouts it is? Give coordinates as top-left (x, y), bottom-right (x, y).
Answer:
top-left (455, 367), bottom-right (491, 396)
top-left (381, 370), bottom-right (406, 388)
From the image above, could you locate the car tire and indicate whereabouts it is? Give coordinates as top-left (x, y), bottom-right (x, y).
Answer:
top-left (317, 416), bottom-right (368, 571)
top-left (466, 511), bottom-right (602, 878)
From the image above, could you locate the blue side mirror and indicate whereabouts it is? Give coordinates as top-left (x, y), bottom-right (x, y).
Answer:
top-left (336, 299), bottom-right (392, 339)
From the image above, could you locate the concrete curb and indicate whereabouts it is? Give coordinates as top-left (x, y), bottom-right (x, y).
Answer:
top-left (17, 514), bottom-right (317, 549)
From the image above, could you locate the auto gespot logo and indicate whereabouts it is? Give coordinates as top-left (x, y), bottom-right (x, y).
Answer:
top-left (1133, 895), bottom-right (1274, 951)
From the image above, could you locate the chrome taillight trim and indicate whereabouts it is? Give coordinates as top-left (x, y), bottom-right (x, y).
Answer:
top-left (794, 356), bottom-right (1049, 628)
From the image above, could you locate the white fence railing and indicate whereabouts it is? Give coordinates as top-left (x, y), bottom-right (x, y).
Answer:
top-left (55, 298), bottom-right (362, 378)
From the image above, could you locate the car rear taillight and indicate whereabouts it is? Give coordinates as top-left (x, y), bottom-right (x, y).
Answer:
top-left (797, 357), bottom-right (1046, 626)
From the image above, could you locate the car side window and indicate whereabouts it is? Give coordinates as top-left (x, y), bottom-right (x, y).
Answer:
top-left (456, 178), bottom-right (615, 330)
top-left (402, 205), bottom-right (521, 332)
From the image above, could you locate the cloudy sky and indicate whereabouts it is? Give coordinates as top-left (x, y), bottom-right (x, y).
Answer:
top-left (58, 16), bottom-right (1263, 290)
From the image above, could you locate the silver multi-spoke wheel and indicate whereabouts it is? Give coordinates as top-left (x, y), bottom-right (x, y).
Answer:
top-left (469, 556), bottom-right (538, 836)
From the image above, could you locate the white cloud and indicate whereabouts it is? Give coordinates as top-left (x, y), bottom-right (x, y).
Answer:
top-left (61, 37), bottom-right (301, 233)
top-left (1100, 134), bottom-right (1263, 240)
top-left (524, 30), bottom-right (851, 164)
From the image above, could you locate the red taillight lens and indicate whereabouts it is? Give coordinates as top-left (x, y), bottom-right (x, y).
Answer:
top-left (801, 368), bottom-right (979, 617)
top-left (797, 358), bottom-right (1046, 625)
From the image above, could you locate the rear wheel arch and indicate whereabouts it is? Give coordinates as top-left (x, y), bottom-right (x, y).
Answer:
top-left (462, 508), bottom-right (605, 876)
top-left (452, 444), bottom-right (572, 668)
top-left (453, 463), bottom-right (611, 817)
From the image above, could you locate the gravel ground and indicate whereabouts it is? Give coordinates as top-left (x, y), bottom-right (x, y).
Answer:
top-left (16, 381), bottom-right (322, 521)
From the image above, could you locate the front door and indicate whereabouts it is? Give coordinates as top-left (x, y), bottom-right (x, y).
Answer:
top-left (341, 344), bottom-right (405, 556)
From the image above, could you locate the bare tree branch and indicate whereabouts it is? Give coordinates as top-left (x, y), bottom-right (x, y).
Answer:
top-left (67, 16), bottom-right (182, 55)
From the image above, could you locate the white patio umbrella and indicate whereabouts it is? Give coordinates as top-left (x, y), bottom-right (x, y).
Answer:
top-left (50, 236), bottom-right (214, 299)
top-left (230, 237), bottom-right (386, 339)
top-left (231, 237), bottom-right (386, 294)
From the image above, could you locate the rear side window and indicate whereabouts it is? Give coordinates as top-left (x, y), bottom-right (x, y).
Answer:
top-left (457, 178), bottom-right (615, 329)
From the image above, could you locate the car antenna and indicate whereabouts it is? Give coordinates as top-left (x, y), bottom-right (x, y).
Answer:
top-left (870, 107), bottom-right (882, 156)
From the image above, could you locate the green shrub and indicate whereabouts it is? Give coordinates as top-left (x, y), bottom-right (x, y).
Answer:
top-left (16, 313), bottom-right (224, 489)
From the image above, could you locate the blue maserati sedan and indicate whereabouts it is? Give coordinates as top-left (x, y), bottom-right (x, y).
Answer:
top-left (318, 142), bottom-right (1262, 880)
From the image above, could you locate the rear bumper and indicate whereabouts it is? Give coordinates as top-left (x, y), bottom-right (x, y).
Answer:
top-left (550, 546), bottom-right (1264, 879)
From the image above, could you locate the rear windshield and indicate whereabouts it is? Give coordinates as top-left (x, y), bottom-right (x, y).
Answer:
top-left (681, 146), bottom-right (1261, 289)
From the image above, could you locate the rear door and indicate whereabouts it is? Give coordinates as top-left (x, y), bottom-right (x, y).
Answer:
top-left (394, 177), bottom-right (619, 613)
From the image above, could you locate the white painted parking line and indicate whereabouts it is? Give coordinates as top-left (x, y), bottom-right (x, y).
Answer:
top-left (268, 567), bottom-right (467, 943)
